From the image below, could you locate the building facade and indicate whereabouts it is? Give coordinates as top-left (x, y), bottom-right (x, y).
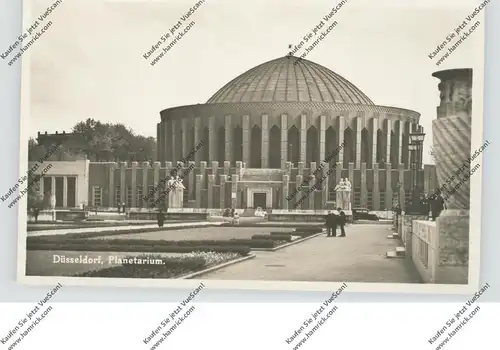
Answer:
top-left (30, 56), bottom-right (437, 211)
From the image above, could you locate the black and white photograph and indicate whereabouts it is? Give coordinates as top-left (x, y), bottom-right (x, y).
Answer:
top-left (14, 0), bottom-right (486, 292)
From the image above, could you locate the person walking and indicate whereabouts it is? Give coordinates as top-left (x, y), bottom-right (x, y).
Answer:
top-left (157, 210), bottom-right (165, 228)
top-left (337, 207), bottom-right (347, 237)
top-left (325, 211), bottom-right (338, 237)
top-left (117, 201), bottom-right (121, 214)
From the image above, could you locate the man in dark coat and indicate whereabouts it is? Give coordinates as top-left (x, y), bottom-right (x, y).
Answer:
top-left (430, 194), bottom-right (445, 221)
top-left (157, 210), bottom-right (165, 228)
top-left (337, 207), bottom-right (347, 237)
top-left (325, 211), bottom-right (338, 237)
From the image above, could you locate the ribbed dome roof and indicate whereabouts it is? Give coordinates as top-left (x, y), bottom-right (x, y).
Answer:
top-left (207, 56), bottom-right (374, 105)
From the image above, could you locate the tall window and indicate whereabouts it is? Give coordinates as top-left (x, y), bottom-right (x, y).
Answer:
top-left (136, 186), bottom-right (143, 208)
top-left (126, 186), bottom-right (133, 207)
top-left (93, 186), bottom-right (103, 207)
top-left (115, 186), bottom-right (121, 204)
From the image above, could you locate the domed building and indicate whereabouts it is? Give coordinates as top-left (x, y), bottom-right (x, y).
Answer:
top-left (155, 55), bottom-right (434, 211)
top-left (31, 56), bottom-right (438, 213)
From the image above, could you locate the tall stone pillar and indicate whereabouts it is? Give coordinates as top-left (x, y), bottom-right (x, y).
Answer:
top-left (231, 174), bottom-right (239, 209)
top-left (120, 162), bottom-right (126, 205)
top-left (220, 175), bottom-right (227, 208)
top-left (371, 118), bottom-right (378, 166)
top-left (242, 115), bottom-right (250, 165)
top-left (153, 161), bottom-right (160, 207)
top-left (261, 114), bottom-right (269, 168)
top-left (142, 162), bottom-right (149, 208)
top-left (282, 174), bottom-right (289, 210)
top-left (295, 175), bottom-right (303, 209)
top-left (208, 116), bottom-right (216, 162)
top-left (194, 117), bottom-right (202, 164)
top-left (181, 119), bottom-right (188, 158)
top-left (396, 120), bottom-right (403, 165)
top-left (299, 114), bottom-right (306, 163)
top-left (224, 115), bottom-right (232, 165)
top-left (319, 115), bottom-right (326, 163)
top-left (63, 176), bottom-right (68, 208)
top-left (280, 114), bottom-right (288, 168)
top-left (309, 162), bottom-right (316, 210)
top-left (384, 163), bottom-right (392, 211)
top-left (432, 68), bottom-right (473, 284)
top-left (321, 162), bottom-right (329, 205)
top-left (355, 117), bottom-right (362, 169)
top-left (360, 163), bottom-right (367, 208)
top-left (188, 161), bottom-right (195, 200)
top-left (373, 163), bottom-right (380, 210)
top-left (385, 119), bottom-right (392, 164)
top-left (108, 163), bottom-right (115, 207)
top-left (163, 121), bottom-right (169, 162)
top-left (196, 174), bottom-right (203, 208)
top-left (337, 116), bottom-right (345, 165)
top-left (398, 163), bottom-right (405, 209)
top-left (348, 162), bottom-right (355, 207)
top-left (207, 174), bottom-right (215, 208)
top-left (131, 161), bottom-right (137, 208)
top-left (171, 119), bottom-right (177, 164)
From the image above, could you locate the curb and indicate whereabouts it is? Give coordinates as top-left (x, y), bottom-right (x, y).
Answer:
top-left (251, 230), bottom-right (325, 252)
top-left (180, 254), bottom-right (256, 279)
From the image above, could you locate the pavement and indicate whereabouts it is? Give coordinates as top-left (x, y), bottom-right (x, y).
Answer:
top-left (199, 223), bottom-right (423, 283)
top-left (27, 221), bottom-right (223, 237)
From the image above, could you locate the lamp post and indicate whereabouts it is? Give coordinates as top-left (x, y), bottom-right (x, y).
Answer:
top-left (408, 131), bottom-right (426, 213)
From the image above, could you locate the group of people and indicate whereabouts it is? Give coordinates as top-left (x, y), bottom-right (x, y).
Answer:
top-left (116, 202), bottom-right (127, 214)
top-left (395, 192), bottom-right (445, 221)
top-left (324, 208), bottom-right (347, 237)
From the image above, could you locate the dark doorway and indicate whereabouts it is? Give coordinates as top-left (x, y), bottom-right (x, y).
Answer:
top-left (253, 193), bottom-right (266, 209)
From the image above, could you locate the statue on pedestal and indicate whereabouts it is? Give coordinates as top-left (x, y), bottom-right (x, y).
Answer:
top-left (168, 176), bottom-right (185, 208)
top-left (334, 178), bottom-right (351, 211)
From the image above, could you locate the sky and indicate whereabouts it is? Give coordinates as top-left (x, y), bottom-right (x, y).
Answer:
top-left (25, 0), bottom-right (484, 165)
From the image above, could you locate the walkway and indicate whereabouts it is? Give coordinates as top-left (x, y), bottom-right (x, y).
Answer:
top-left (200, 224), bottom-right (422, 283)
top-left (27, 221), bottom-right (223, 237)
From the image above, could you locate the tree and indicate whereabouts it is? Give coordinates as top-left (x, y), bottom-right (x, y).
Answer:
top-left (27, 175), bottom-right (46, 222)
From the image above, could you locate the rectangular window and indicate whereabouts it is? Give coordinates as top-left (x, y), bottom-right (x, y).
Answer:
top-left (93, 186), bottom-right (103, 207)
top-left (115, 186), bottom-right (121, 205)
top-left (127, 186), bottom-right (133, 207)
top-left (136, 186), bottom-right (143, 208)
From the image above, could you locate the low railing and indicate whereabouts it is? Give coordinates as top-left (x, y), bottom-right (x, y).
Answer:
top-left (411, 220), bottom-right (438, 283)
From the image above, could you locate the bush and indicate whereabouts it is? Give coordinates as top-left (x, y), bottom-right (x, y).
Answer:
top-left (251, 234), bottom-right (292, 242)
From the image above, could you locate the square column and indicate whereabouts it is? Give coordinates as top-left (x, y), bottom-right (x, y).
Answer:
top-left (220, 175), bottom-right (227, 208)
top-left (242, 115), bottom-right (250, 165)
top-left (131, 162), bottom-right (138, 207)
top-left (181, 118), bottom-right (188, 158)
top-left (397, 120), bottom-right (403, 164)
top-left (207, 174), bottom-right (215, 208)
top-left (299, 114), bottom-right (306, 163)
top-left (108, 163), bottom-right (115, 207)
top-left (231, 174), bottom-right (239, 209)
top-left (355, 117), bottom-right (362, 168)
top-left (208, 116), bottom-right (216, 162)
top-left (371, 118), bottom-right (378, 166)
top-left (194, 117), bottom-right (202, 164)
top-left (196, 174), bottom-right (203, 208)
top-left (153, 161), bottom-right (160, 206)
top-left (120, 162), bottom-right (126, 205)
top-left (337, 116), bottom-right (345, 165)
top-left (385, 119), bottom-right (392, 164)
top-left (319, 115), bottom-right (326, 162)
top-left (280, 114), bottom-right (288, 168)
top-left (171, 119), bottom-right (177, 163)
top-left (224, 115), bottom-right (232, 165)
top-left (398, 163), bottom-right (405, 208)
top-left (373, 163), bottom-right (380, 210)
top-left (63, 176), bottom-right (68, 207)
top-left (142, 162), bottom-right (149, 208)
top-left (261, 114), bottom-right (269, 168)
top-left (360, 163), bottom-right (367, 208)
top-left (282, 175), bottom-right (289, 210)
top-left (384, 163), bottom-right (393, 210)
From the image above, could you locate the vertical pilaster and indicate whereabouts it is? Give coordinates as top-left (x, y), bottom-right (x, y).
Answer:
top-left (51, 176), bottom-right (56, 198)
top-left (208, 116), bottom-right (216, 162)
top-left (348, 162), bottom-right (354, 207)
top-left (397, 120), bottom-right (403, 165)
top-left (338, 116), bottom-right (345, 165)
top-left (207, 174), bottom-right (215, 208)
top-left (171, 119), bottom-right (177, 164)
top-left (194, 117), bottom-right (201, 164)
top-left (319, 115), bottom-right (326, 162)
top-left (163, 121), bottom-right (168, 161)
top-left (220, 175), bottom-right (227, 208)
top-left (231, 174), bottom-right (239, 209)
top-left (181, 118), bottom-right (188, 158)
top-left (373, 163), bottom-right (380, 210)
top-left (300, 114), bottom-right (306, 163)
top-left (188, 161), bottom-right (195, 200)
top-left (297, 161), bottom-right (304, 178)
top-left (242, 115), bottom-right (250, 165)
top-left (357, 163), bottom-right (366, 210)
top-left (282, 175), bottom-right (289, 210)
top-left (153, 161), bottom-right (160, 205)
top-left (224, 115), bottom-right (232, 165)
top-left (398, 163), bottom-right (405, 208)
top-left (142, 162), bottom-right (148, 208)
top-left (212, 161), bottom-right (219, 184)
top-left (223, 161), bottom-right (230, 176)
top-left (321, 162), bottom-right (329, 204)
top-left (196, 174), bottom-right (203, 208)
top-left (309, 162), bottom-right (316, 210)
top-left (295, 175), bottom-right (303, 209)
top-left (355, 117), bottom-right (362, 169)
top-left (385, 119), bottom-right (392, 164)
top-left (261, 114), bottom-right (269, 168)
top-left (120, 162), bottom-right (126, 205)
top-left (200, 161), bottom-right (207, 191)
top-left (371, 118), bottom-right (378, 166)
top-left (280, 114), bottom-right (288, 168)
top-left (108, 163), bottom-right (115, 207)
top-left (131, 162), bottom-right (137, 208)
top-left (385, 163), bottom-right (393, 211)
top-left (63, 176), bottom-right (68, 208)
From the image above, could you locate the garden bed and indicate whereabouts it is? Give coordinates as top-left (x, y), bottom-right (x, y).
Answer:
top-left (73, 251), bottom-right (243, 279)
top-left (27, 221), bottom-right (159, 232)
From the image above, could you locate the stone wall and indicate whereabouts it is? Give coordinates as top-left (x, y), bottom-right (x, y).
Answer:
top-left (412, 220), bottom-right (438, 283)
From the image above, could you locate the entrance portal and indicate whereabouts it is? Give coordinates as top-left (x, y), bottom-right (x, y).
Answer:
top-left (253, 193), bottom-right (266, 209)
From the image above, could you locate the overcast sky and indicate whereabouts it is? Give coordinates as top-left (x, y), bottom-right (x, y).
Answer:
top-left (26, 0), bottom-right (484, 164)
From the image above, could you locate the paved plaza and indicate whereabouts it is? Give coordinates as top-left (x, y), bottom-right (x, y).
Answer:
top-left (199, 224), bottom-right (422, 283)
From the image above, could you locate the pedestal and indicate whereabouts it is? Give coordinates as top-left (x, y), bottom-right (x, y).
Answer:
top-left (335, 190), bottom-right (351, 210)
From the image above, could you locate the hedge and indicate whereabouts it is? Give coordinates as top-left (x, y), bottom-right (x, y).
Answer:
top-left (27, 242), bottom-right (251, 255)
top-left (251, 234), bottom-right (292, 242)
top-left (27, 222), bottom-right (156, 232)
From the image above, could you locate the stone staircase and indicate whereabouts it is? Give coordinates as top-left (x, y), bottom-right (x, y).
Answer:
top-left (240, 209), bottom-right (256, 217)
top-left (239, 168), bottom-right (283, 182)
top-left (386, 246), bottom-right (406, 258)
